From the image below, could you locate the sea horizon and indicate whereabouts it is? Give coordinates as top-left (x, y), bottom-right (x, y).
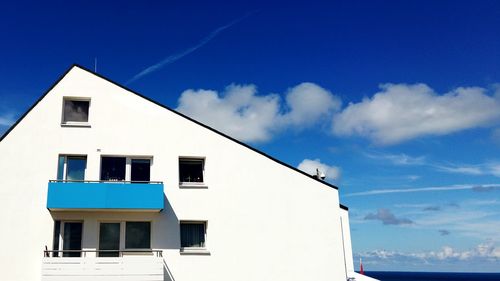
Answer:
top-left (364, 271), bottom-right (500, 281)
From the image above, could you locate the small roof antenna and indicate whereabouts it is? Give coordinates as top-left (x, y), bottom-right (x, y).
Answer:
top-left (94, 57), bottom-right (97, 73)
top-left (315, 168), bottom-right (326, 180)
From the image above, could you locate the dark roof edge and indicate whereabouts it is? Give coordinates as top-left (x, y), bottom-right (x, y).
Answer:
top-left (1, 64), bottom-right (339, 191)
top-left (0, 65), bottom-right (75, 142)
top-left (340, 204), bottom-right (349, 211)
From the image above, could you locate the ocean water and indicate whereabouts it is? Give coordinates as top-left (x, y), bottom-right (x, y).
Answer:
top-left (364, 271), bottom-right (500, 281)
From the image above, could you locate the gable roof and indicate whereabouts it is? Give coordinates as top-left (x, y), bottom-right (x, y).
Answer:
top-left (0, 64), bottom-right (339, 191)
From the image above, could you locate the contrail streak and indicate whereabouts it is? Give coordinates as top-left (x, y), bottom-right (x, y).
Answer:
top-left (127, 12), bottom-right (253, 84)
top-left (344, 184), bottom-right (500, 197)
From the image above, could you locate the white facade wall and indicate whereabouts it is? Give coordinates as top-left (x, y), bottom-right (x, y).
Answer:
top-left (0, 66), bottom-right (349, 281)
top-left (340, 208), bottom-right (355, 274)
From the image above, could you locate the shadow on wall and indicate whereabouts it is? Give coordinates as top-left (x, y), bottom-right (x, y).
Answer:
top-left (164, 259), bottom-right (176, 281)
top-left (156, 195), bottom-right (180, 250)
top-left (157, 195), bottom-right (179, 281)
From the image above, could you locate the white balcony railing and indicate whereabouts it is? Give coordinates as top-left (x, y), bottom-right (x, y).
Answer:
top-left (42, 250), bottom-right (164, 281)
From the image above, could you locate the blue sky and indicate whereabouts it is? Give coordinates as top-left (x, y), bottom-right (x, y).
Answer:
top-left (1, 0), bottom-right (499, 272)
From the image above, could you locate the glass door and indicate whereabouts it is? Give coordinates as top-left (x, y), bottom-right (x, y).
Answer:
top-left (62, 222), bottom-right (83, 257)
top-left (99, 223), bottom-right (120, 257)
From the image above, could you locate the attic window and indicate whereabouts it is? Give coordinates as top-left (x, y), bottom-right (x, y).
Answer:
top-left (63, 99), bottom-right (90, 124)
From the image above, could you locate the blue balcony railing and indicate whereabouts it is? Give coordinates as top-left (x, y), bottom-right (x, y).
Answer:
top-left (47, 180), bottom-right (164, 211)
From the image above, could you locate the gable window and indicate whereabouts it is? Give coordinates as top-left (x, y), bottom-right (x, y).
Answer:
top-left (62, 99), bottom-right (90, 124)
top-left (180, 221), bottom-right (206, 249)
top-left (125, 222), bottom-right (151, 249)
top-left (101, 156), bottom-right (151, 182)
top-left (57, 155), bottom-right (87, 181)
top-left (179, 158), bottom-right (204, 185)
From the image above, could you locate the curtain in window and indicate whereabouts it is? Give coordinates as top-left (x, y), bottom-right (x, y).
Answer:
top-left (181, 223), bottom-right (205, 247)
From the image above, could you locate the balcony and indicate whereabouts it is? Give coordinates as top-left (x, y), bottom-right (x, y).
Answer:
top-left (42, 250), bottom-right (164, 281)
top-left (47, 180), bottom-right (164, 211)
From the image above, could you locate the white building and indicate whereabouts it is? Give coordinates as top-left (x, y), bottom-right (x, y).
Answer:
top-left (0, 65), bottom-right (367, 281)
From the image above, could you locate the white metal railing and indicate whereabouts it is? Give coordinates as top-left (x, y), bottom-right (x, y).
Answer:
top-left (42, 250), bottom-right (164, 281)
top-left (44, 249), bottom-right (163, 257)
top-left (49, 180), bottom-right (163, 184)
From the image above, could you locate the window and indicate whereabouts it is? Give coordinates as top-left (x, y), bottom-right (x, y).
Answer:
top-left (99, 223), bottom-right (120, 257)
top-left (180, 222), bottom-right (206, 248)
top-left (179, 158), bottom-right (204, 184)
top-left (63, 99), bottom-right (90, 123)
top-left (131, 159), bottom-right (151, 182)
top-left (52, 221), bottom-right (61, 257)
top-left (100, 156), bottom-right (151, 182)
top-left (125, 222), bottom-right (151, 249)
top-left (57, 155), bottom-right (86, 181)
top-left (101, 157), bottom-right (126, 181)
top-left (97, 221), bottom-right (151, 257)
top-left (51, 221), bottom-right (83, 257)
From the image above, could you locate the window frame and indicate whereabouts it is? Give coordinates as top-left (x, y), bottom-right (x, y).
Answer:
top-left (96, 220), bottom-right (153, 256)
top-left (179, 221), bottom-right (210, 255)
top-left (52, 220), bottom-right (84, 258)
top-left (97, 221), bottom-right (121, 257)
top-left (178, 157), bottom-right (207, 188)
top-left (100, 156), bottom-right (153, 182)
top-left (125, 221), bottom-right (152, 250)
top-left (61, 97), bottom-right (91, 127)
top-left (57, 155), bottom-right (87, 181)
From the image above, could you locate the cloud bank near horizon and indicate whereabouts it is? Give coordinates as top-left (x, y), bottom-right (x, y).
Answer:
top-left (354, 242), bottom-right (500, 271)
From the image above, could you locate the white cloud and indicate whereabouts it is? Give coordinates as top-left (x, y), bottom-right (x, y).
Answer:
top-left (435, 162), bottom-right (500, 177)
top-left (176, 83), bottom-right (340, 142)
top-left (492, 128), bottom-right (500, 145)
top-left (435, 164), bottom-right (484, 175)
top-left (332, 83), bottom-right (500, 145)
top-left (344, 183), bottom-right (500, 197)
top-left (0, 112), bottom-right (16, 127)
top-left (364, 152), bottom-right (426, 165)
top-left (362, 150), bottom-right (500, 177)
top-left (407, 175), bottom-right (420, 181)
top-left (356, 242), bottom-right (500, 263)
top-left (127, 13), bottom-right (253, 84)
top-left (280, 82), bottom-right (341, 127)
top-left (297, 158), bottom-right (341, 180)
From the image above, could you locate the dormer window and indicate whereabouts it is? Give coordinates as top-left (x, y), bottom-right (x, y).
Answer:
top-left (62, 98), bottom-right (90, 125)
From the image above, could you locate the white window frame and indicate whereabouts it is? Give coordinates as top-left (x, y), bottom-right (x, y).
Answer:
top-left (178, 157), bottom-right (207, 188)
top-left (57, 155), bottom-right (87, 181)
top-left (61, 97), bottom-right (91, 127)
top-left (179, 220), bottom-right (210, 255)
